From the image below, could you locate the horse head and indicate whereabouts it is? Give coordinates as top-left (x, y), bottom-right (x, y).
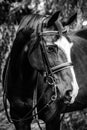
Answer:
top-left (27, 11), bottom-right (79, 107)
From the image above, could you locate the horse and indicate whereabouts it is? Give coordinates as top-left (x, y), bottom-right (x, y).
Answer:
top-left (2, 11), bottom-right (79, 130)
top-left (59, 29), bottom-right (87, 114)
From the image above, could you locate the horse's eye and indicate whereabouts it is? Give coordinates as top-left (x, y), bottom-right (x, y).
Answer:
top-left (47, 45), bottom-right (58, 53)
top-left (47, 46), bottom-right (54, 52)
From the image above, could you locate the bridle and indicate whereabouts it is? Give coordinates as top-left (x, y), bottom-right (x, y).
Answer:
top-left (3, 28), bottom-right (73, 124)
top-left (39, 30), bottom-right (73, 101)
top-left (29, 30), bottom-right (73, 125)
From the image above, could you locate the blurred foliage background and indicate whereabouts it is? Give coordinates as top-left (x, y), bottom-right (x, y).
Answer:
top-left (0, 0), bottom-right (87, 130)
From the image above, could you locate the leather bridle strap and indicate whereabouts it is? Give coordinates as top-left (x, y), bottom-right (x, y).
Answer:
top-left (40, 37), bottom-right (54, 78)
top-left (51, 62), bottom-right (73, 74)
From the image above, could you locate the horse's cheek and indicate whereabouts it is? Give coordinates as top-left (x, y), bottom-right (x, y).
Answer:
top-left (29, 49), bottom-right (44, 70)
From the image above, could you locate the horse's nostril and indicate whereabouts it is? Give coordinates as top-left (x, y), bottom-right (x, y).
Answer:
top-left (65, 90), bottom-right (72, 97)
top-left (64, 90), bottom-right (72, 103)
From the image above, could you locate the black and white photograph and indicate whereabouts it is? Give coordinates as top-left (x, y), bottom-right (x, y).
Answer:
top-left (0, 0), bottom-right (87, 130)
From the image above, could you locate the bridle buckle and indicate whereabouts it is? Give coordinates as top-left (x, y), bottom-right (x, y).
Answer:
top-left (46, 75), bottom-right (55, 86)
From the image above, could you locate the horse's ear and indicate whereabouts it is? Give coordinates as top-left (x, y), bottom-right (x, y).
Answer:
top-left (62, 12), bottom-right (77, 26)
top-left (47, 11), bottom-right (61, 27)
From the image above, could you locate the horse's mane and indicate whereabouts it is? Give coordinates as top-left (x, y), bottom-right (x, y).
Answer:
top-left (17, 13), bottom-right (46, 34)
top-left (9, 14), bottom-right (47, 63)
top-left (1, 13), bottom-right (50, 82)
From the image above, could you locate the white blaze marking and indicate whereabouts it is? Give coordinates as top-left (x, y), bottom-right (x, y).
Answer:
top-left (55, 36), bottom-right (79, 103)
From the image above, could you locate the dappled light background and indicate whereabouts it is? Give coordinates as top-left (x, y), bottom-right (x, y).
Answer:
top-left (0, 0), bottom-right (87, 130)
